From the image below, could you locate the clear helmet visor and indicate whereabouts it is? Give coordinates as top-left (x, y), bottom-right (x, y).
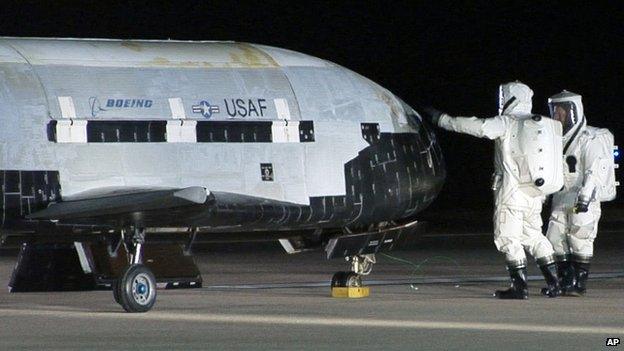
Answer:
top-left (548, 101), bottom-right (578, 135)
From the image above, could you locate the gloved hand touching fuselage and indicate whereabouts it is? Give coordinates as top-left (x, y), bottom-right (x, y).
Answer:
top-left (414, 104), bottom-right (444, 126)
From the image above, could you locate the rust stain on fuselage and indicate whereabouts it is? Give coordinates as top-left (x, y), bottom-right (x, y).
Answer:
top-left (151, 56), bottom-right (171, 65)
top-left (377, 90), bottom-right (402, 119)
top-left (376, 89), bottom-right (409, 130)
top-left (121, 41), bottom-right (144, 52)
top-left (118, 42), bottom-right (278, 68)
top-left (229, 43), bottom-right (279, 68)
top-left (149, 56), bottom-right (213, 68)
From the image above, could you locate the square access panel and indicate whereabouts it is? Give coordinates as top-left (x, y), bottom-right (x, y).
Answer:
top-left (260, 163), bottom-right (274, 181)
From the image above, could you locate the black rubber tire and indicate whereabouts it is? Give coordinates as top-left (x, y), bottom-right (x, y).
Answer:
top-left (112, 280), bottom-right (121, 304)
top-left (331, 271), bottom-right (362, 288)
top-left (331, 271), bottom-right (347, 287)
top-left (117, 264), bottom-right (157, 313)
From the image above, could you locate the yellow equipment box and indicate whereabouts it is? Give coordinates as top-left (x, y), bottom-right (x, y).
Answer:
top-left (331, 286), bottom-right (370, 298)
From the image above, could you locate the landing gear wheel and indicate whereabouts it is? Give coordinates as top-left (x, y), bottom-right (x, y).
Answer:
top-left (117, 264), bottom-right (157, 313)
top-left (331, 271), bottom-right (362, 287)
top-left (331, 271), bottom-right (347, 287)
top-left (112, 280), bottom-right (121, 304)
top-left (343, 271), bottom-right (362, 287)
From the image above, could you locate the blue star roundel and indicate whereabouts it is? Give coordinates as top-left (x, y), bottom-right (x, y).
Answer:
top-left (192, 100), bottom-right (221, 118)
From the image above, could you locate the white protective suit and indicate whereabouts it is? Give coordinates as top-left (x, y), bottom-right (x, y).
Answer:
top-left (546, 91), bottom-right (609, 263)
top-left (438, 82), bottom-right (563, 268)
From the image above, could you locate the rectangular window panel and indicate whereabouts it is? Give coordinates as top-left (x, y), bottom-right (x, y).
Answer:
top-left (86, 121), bottom-right (167, 143)
top-left (196, 121), bottom-right (273, 143)
top-left (47, 120), bottom-right (314, 144)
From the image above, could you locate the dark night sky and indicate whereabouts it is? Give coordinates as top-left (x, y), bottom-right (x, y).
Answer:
top-left (0, 1), bottom-right (622, 210)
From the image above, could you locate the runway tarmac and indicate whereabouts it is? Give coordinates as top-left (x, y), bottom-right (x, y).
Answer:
top-left (0, 229), bottom-right (622, 350)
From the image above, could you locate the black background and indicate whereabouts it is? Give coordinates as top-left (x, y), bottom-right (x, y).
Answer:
top-left (0, 1), bottom-right (621, 211)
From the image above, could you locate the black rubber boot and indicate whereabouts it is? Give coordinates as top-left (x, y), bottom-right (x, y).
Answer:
top-left (557, 261), bottom-right (576, 295)
top-left (567, 261), bottom-right (590, 296)
top-left (539, 263), bottom-right (562, 298)
top-left (494, 267), bottom-right (528, 299)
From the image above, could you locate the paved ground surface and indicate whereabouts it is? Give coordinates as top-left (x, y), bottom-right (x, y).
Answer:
top-left (0, 228), bottom-right (622, 350)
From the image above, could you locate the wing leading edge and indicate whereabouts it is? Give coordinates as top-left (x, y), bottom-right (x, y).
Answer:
top-left (25, 186), bottom-right (309, 230)
top-left (27, 186), bottom-right (210, 221)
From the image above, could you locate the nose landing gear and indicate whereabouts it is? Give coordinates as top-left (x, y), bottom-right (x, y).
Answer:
top-left (330, 254), bottom-right (375, 288)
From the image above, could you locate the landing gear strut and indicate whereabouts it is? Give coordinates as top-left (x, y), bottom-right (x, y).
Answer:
top-left (113, 227), bottom-right (157, 312)
top-left (331, 254), bottom-right (376, 288)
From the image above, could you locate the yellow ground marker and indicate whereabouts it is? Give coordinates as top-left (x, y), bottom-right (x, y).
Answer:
top-left (331, 286), bottom-right (370, 298)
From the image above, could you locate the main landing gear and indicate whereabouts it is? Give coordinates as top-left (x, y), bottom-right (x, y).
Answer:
top-left (331, 254), bottom-right (376, 288)
top-left (113, 227), bottom-right (157, 312)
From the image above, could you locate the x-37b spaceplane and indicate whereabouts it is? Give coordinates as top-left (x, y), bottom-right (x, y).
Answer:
top-left (0, 37), bottom-right (445, 312)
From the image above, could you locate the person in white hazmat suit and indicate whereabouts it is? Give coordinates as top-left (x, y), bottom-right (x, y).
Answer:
top-left (419, 81), bottom-right (564, 299)
top-left (546, 90), bottom-right (617, 296)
